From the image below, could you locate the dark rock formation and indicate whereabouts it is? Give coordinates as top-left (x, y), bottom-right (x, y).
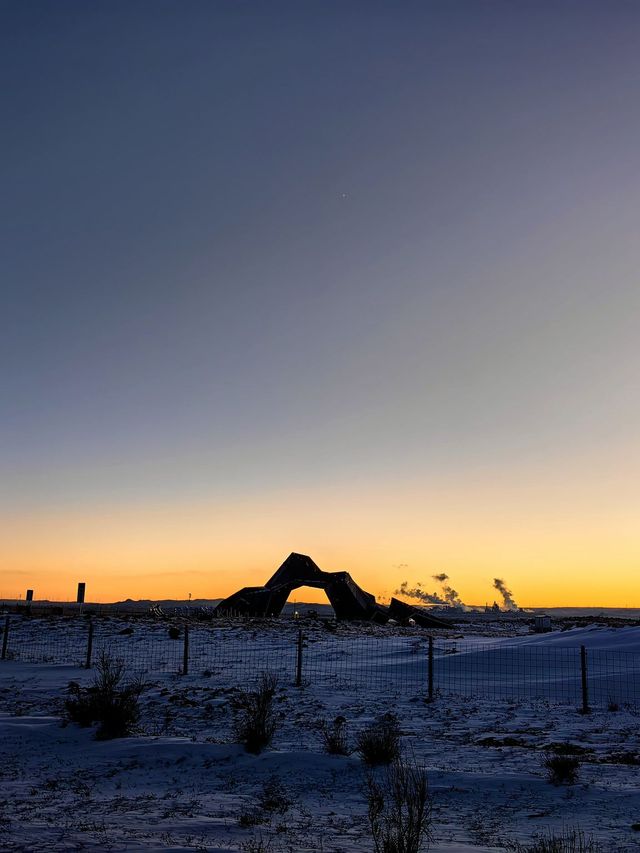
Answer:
top-left (214, 553), bottom-right (450, 627)
top-left (387, 596), bottom-right (449, 628)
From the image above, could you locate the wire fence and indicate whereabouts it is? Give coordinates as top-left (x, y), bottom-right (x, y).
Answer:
top-left (2, 615), bottom-right (639, 709)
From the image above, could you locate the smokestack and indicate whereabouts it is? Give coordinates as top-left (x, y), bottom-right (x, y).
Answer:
top-left (76, 582), bottom-right (86, 604)
top-left (493, 578), bottom-right (517, 611)
top-left (26, 589), bottom-right (34, 602)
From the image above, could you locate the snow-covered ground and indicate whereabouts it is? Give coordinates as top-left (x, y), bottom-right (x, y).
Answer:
top-left (1, 617), bottom-right (639, 852)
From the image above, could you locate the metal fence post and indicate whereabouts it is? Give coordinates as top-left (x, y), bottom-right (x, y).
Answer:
top-left (1, 615), bottom-right (9, 661)
top-left (295, 629), bottom-right (303, 687)
top-left (85, 619), bottom-right (94, 669)
top-left (427, 635), bottom-right (434, 701)
top-left (580, 645), bottom-right (590, 713)
top-left (182, 624), bottom-right (189, 676)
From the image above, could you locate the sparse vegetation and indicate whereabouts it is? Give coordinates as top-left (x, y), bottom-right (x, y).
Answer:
top-left (240, 836), bottom-right (273, 852)
top-left (602, 751), bottom-right (640, 766)
top-left (237, 777), bottom-right (291, 833)
top-left (64, 651), bottom-right (145, 739)
top-left (366, 757), bottom-right (432, 853)
top-left (321, 715), bottom-right (350, 755)
top-left (356, 713), bottom-right (401, 766)
top-left (238, 809), bottom-right (265, 828)
top-left (232, 673), bottom-right (279, 754)
top-left (257, 776), bottom-right (291, 815)
top-left (543, 752), bottom-right (581, 786)
top-left (505, 827), bottom-right (601, 852)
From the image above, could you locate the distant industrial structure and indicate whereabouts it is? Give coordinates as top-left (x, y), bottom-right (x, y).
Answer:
top-left (534, 614), bottom-right (552, 633)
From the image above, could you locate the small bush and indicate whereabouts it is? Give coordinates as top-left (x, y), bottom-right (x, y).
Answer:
top-left (240, 837), bottom-right (272, 852)
top-left (257, 776), bottom-right (291, 815)
top-left (238, 809), bottom-right (265, 828)
top-left (543, 753), bottom-right (580, 786)
top-left (605, 751), bottom-right (640, 765)
top-left (507, 827), bottom-right (600, 852)
top-left (168, 626), bottom-right (181, 640)
top-left (366, 757), bottom-right (432, 853)
top-left (65, 651), bottom-right (144, 740)
top-left (356, 713), bottom-right (401, 766)
top-left (321, 715), bottom-right (350, 755)
top-left (232, 673), bottom-right (278, 754)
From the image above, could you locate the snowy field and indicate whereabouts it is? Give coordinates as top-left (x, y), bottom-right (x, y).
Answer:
top-left (3, 615), bottom-right (640, 707)
top-left (1, 616), bottom-right (639, 851)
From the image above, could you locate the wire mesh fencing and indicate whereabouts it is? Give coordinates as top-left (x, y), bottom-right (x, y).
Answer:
top-left (586, 649), bottom-right (640, 708)
top-left (2, 615), bottom-right (639, 709)
top-left (432, 644), bottom-right (585, 704)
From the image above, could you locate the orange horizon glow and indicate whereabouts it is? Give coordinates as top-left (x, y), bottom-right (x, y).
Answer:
top-left (2, 452), bottom-right (639, 608)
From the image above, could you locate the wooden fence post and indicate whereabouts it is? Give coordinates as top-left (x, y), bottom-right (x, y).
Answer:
top-left (1, 614), bottom-right (9, 661)
top-left (580, 645), bottom-right (590, 713)
top-left (427, 635), bottom-right (434, 701)
top-left (182, 624), bottom-right (189, 676)
top-left (295, 629), bottom-right (303, 687)
top-left (85, 619), bottom-right (94, 669)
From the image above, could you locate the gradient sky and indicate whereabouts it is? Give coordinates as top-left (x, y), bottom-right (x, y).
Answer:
top-left (2, 1), bottom-right (639, 606)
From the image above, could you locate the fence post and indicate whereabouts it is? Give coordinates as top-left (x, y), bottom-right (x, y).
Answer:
top-left (295, 629), bottom-right (303, 687)
top-left (182, 624), bottom-right (189, 676)
top-left (1, 615), bottom-right (9, 661)
top-left (580, 645), bottom-right (590, 713)
top-left (85, 619), bottom-right (94, 669)
top-left (427, 635), bottom-right (434, 701)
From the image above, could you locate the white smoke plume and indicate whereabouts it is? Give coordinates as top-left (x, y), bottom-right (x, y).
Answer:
top-left (395, 581), bottom-right (445, 605)
top-left (432, 573), bottom-right (465, 607)
top-left (493, 577), bottom-right (518, 611)
top-left (396, 574), bottom-right (466, 608)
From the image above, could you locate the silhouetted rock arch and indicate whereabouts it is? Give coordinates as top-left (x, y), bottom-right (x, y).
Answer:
top-left (214, 552), bottom-right (449, 627)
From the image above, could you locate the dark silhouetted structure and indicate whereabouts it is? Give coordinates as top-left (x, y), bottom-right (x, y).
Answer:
top-left (386, 596), bottom-right (450, 628)
top-left (26, 589), bottom-right (34, 602)
top-left (76, 582), bottom-right (86, 604)
top-left (214, 553), bottom-right (449, 626)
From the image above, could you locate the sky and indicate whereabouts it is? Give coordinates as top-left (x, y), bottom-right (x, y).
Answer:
top-left (2, 1), bottom-right (639, 607)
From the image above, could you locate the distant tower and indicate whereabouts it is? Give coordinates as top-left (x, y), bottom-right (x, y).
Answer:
top-left (76, 582), bottom-right (86, 604)
top-left (26, 589), bottom-right (34, 602)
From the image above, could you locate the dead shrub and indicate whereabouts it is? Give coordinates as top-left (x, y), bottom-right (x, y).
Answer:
top-left (366, 756), bottom-right (432, 853)
top-left (356, 713), bottom-right (401, 766)
top-left (65, 651), bottom-right (144, 739)
top-left (506, 827), bottom-right (601, 852)
top-left (257, 776), bottom-right (291, 815)
top-left (543, 752), bottom-right (580, 786)
top-left (321, 715), bottom-right (350, 755)
top-left (232, 673), bottom-right (279, 754)
top-left (240, 837), bottom-right (273, 852)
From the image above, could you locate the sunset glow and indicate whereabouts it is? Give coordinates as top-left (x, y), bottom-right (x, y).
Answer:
top-left (3, 2), bottom-right (640, 609)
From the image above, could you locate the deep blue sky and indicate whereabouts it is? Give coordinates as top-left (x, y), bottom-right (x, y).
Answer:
top-left (2, 2), bottom-right (640, 603)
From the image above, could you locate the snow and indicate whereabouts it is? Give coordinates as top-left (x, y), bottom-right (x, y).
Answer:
top-left (1, 616), bottom-right (639, 851)
top-left (491, 625), bottom-right (640, 652)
